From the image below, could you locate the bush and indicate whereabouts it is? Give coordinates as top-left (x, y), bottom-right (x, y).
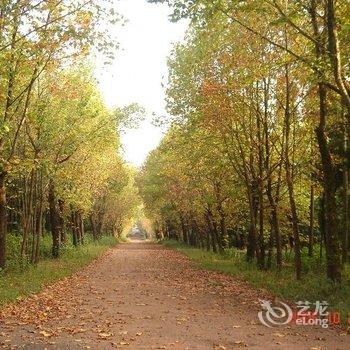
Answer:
top-left (0, 234), bottom-right (118, 307)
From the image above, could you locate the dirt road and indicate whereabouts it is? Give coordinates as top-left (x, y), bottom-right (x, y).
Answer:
top-left (0, 238), bottom-right (348, 349)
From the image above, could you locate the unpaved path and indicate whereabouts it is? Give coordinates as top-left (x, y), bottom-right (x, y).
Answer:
top-left (0, 238), bottom-right (348, 349)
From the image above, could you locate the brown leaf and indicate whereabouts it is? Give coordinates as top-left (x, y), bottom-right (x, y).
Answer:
top-left (39, 330), bottom-right (53, 338)
top-left (98, 332), bottom-right (112, 339)
top-left (273, 332), bottom-right (286, 338)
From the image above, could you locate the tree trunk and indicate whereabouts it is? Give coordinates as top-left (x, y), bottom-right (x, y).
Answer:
top-left (246, 180), bottom-right (258, 262)
top-left (31, 170), bottom-right (38, 264)
top-left (285, 153), bottom-right (302, 280)
top-left (257, 179), bottom-right (265, 269)
top-left (315, 83), bottom-right (342, 282)
top-left (71, 210), bottom-right (78, 247)
top-left (58, 200), bottom-right (66, 245)
top-left (256, 86), bottom-right (266, 269)
top-left (308, 183), bottom-right (315, 257)
top-left (284, 63), bottom-right (302, 280)
top-left (0, 172), bottom-right (7, 269)
top-left (96, 208), bottom-right (104, 239)
top-left (269, 197), bottom-right (282, 270)
top-left (33, 195), bottom-right (43, 264)
top-left (263, 77), bottom-right (283, 270)
top-left (48, 180), bottom-right (60, 258)
top-left (319, 193), bottom-right (326, 260)
top-left (180, 214), bottom-right (188, 245)
top-left (267, 216), bottom-right (274, 270)
top-left (78, 211), bottom-right (84, 245)
top-left (90, 214), bottom-right (98, 240)
top-left (310, 0), bottom-right (342, 281)
top-left (214, 181), bottom-right (229, 252)
top-left (74, 211), bottom-right (82, 245)
top-left (21, 170), bottom-right (35, 259)
top-left (206, 208), bottom-right (218, 253)
top-left (342, 115), bottom-right (349, 265)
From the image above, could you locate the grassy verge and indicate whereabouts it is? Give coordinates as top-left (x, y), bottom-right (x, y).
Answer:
top-left (0, 235), bottom-right (118, 307)
top-left (163, 239), bottom-right (350, 325)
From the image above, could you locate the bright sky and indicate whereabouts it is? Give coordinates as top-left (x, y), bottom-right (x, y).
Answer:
top-left (96, 0), bottom-right (188, 167)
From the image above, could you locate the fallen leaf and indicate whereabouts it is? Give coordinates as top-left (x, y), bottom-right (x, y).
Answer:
top-left (98, 332), bottom-right (112, 339)
top-left (39, 330), bottom-right (53, 338)
top-left (119, 341), bottom-right (130, 346)
top-left (273, 333), bottom-right (286, 338)
top-left (234, 340), bottom-right (247, 347)
top-left (214, 346), bottom-right (227, 350)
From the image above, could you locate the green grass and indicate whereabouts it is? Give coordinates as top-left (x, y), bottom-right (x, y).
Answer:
top-left (0, 235), bottom-right (118, 307)
top-left (163, 239), bottom-right (350, 325)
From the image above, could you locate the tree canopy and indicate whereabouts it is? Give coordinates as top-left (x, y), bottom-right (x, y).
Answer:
top-left (0, 0), bottom-right (141, 269)
top-left (140, 0), bottom-right (350, 283)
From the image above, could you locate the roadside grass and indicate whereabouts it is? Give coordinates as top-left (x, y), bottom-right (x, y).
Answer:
top-left (163, 239), bottom-right (350, 324)
top-left (0, 235), bottom-right (118, 307)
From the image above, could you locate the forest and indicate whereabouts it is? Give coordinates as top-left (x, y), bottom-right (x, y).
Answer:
top-left (0, 0), bottom-right (140, 279)
top-left (139, 0), bottom-right (350, 285)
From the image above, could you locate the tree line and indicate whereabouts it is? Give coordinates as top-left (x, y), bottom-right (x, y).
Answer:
top-left (140, 0), bottom-right (350, 282)
top-left (0, 0), bottom-right (139, 270)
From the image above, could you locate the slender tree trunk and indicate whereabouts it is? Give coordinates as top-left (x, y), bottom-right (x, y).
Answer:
top-left (257, 116), bottom-right (265, 269)
top-left (71, 210), bottom-right (78, 247)
top-left (21, 170), bottom-right (35, 259)
top-left (308, 136), bottom-right (315, 258)
top-left (212, 218), bottom-right (221, 253)
top-left (285, 145), bottom-right (302, 280)
top-left (58, 200), bottom-right (66, 244)
top-left (74, 211), bottom-right (81, 245)
top-left (284, 64), bottom-right (302, 280)
top-left (269, 197), bottom-right (283, 270)
top-left (191, 217), bottom-right (201, 248)
top-left (342, 115), bottom-right (349, 265)
top-left (34, 192), bottom-right (43, 264)
top-left (184, 217), bottom-right (190, 245)
top-left (310, 0), bottom-right (342, 282)
top-left (90, 214), bottom-right (98, 240)
top-left (180, 214), bottom-right (188, 245)
top-left (308, 183), bottom-right (315, 257)
top-left (246, 181), bottom-right (258, 262)
top-left (267, 216), bottom-right (274, 270)
top-left (219, 212), bottom-right (227, 251)
top-left (78, 211), bottom-right (84, 245)
top-left (215, 183), bottom-right (228, 252)
top-left (205, 225), bottom-right (211, 251)
top-left (319, 194), bottom-right (325, 260)
top-left (20, 176), bottom-right (29, 259)
top-left (48, 180), bottom-right (60, 258)
top-left (206, 208), bottom-right (218, 253)
top-left (257, 178), bottom-right (265, 269)
top-left (31, 170), bottom-right (38, 264)
top-left (0, 172), bottom-right (7, 268)
top-left (96, 207), bottom-right (105, 239)
top-left (315, 82), bottom-right (342, 281)
top-left (263, 77), bottom-right (283, 270)
top-left (207, 210), bottom-right (221, 253)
